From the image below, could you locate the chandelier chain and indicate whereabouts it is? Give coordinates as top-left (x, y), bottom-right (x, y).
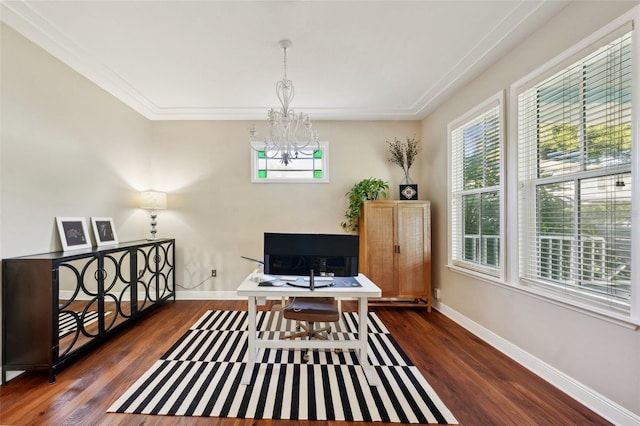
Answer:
top-left (283, 43), bottom-right (288, 81)
top-left (248, 39), bottom-right (320, 166)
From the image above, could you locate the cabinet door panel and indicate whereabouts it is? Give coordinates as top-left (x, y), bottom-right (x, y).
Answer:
top-left (397, 204), bottom-right (428, 298)
top-left (156, 242), bottom-right (175, 300)
top-left (103, 252), bottom-right (132, 331)
top-left (58, 258), bottom-right (100, 357)
top-left (136, 247), bottom-right (155, 310)
top-left (364, 203), bottom-right (396, 295)
top-left (135, 242), bottom-right (175, 311)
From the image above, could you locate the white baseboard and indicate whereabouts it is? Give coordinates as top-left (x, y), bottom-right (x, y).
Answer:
top-left (175, 290), bottom-right (242, 300)
top-left (59, 290), bottom-right (246, 301)
top-left (173, 291), bottom-right (358, 302)
top-left (433, 301), bottom-right (640, 426)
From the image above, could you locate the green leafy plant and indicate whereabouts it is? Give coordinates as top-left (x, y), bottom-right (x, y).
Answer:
top-left (341, 178), bottom-right (389, 232)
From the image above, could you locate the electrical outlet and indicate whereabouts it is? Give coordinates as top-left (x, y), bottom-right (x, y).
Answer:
top-left (211, 269), bottom-right (217, 277)
top-left (434, 288), bottom-right (441, 300)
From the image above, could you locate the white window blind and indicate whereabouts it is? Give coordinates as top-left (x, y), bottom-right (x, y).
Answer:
top-left (450, 97), bottom-right (503, 276)
top-left (517, 28), bottom-right (633, 314)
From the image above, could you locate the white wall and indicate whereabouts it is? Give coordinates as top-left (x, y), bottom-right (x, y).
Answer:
top-left (150, 119), bottom-right (421, 293)
top-left (0, 23), bottom-right (421, 292)
top-left (1, 23), bottom-right (154, 381)
top-left (1, 24), bottom-right (152, 257)
top-left (421, 1), bottom-right (640, 419)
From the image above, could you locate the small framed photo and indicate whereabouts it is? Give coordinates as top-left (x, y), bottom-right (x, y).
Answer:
top-left (56, 217), bottom-right (91, 251)
top-left (91, 217), bottom-right (118, 246)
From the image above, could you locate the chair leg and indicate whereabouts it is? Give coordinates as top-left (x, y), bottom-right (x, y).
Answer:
top-left (280, 321), bottom-right (333, 362)
top-left (304, 322), bottom-right (314, 362)
top-left (281, 322), bottom-right (312, 340)
top-left (281, 322), bottom-right (332, 340)
top-left (308, 325), bottom-right (331, 340)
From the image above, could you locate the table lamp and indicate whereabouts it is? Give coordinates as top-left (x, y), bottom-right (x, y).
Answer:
top-left (140, 191), bottom-right (167, 240)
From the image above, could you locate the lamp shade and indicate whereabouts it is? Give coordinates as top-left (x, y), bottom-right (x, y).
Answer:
top-left (140, 191), bottom-right (167, 210)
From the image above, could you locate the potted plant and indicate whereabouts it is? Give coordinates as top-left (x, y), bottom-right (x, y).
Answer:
top-left (341, 177), bottom-right (389, 232)
top-left (386, 135), bottom-right (421, 200)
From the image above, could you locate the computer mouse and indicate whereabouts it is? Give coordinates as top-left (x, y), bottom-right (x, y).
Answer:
top-left (271, 281), bottom-right (285, 286)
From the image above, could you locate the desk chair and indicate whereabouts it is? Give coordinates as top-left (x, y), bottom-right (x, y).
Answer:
top-left (281, 297), bottom-right (340, 361)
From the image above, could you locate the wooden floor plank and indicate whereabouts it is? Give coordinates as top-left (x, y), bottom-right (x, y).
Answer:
top-left (0, 300), bottom-right (611, 425)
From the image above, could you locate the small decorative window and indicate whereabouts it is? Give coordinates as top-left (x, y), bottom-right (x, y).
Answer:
top-left (251, 142), bottom-right (329, 183)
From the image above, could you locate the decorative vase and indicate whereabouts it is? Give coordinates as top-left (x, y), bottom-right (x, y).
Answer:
top-left (399, 172), bottom-right (418, 200)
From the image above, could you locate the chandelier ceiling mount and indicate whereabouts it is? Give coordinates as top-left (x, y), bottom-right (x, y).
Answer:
top-left (249, 39), bottom-right (319, 166)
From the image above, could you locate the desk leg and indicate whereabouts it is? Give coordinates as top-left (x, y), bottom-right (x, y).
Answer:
top-left (241, 295), bottom-right (257, 385)
top-left (358, 297), bottom-right (380, 386)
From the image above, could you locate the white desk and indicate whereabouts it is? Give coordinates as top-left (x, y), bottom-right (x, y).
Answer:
top-left (237, 273), bottom-right (382, 386)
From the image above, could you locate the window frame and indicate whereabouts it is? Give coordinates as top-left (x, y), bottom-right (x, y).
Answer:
top-left (508, 8), bottom-right (640, 323)
top-left (447, 91), bottom-right (506, 280)
top-left (250, 141), bottom-right (330, 183)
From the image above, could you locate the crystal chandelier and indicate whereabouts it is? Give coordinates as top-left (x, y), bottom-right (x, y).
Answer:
top-left (249, 40), bottom-right (319, 166)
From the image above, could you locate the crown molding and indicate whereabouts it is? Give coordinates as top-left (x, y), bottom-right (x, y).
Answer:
top-left (0, 0), bottom-right (568, 121)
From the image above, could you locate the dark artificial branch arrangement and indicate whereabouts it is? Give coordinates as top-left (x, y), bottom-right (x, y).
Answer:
top-left (386, 135), bottom-right (421, 178)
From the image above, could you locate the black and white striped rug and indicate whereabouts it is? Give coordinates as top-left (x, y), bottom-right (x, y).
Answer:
top-left (107, 310), bottom-right (457, 424)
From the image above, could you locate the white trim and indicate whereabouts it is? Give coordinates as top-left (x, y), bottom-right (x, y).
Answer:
top-left (445, 266), bottom-right (640, 329)
top-left (0, 1), bottom-right (160, 119)
top-left (630, 7), bottom-right (640, 320)
top-left (447, 263), bottom-right (504, 286)
top-left (509, 5), bottom-right (640, 323)
top-left (447, 91), bottom-right (505, 281)
top-left (412, 1), bottom-right (563, 118)
top-left (433, 301), bottom-right (640, 426)
top-left (507, 73), bottom-right (520, 285)
top-left (61, 289), bottom-right (340, 301)
top-left (175, 290), bottom-right (242, 300)
top-left (1, 370), bottom-right (23, 383)
top-left (0, 1), bottom-right (563, 121)
top-left (512, 8), bottom-right (638, 95)
top-left (447, 91), bottom-right (503, 131)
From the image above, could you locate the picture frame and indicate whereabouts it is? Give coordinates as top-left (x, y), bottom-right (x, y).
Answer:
top-left (56, 217), bottom-right (92, 251)
top-left (91, 217), bottom-right (118, 246)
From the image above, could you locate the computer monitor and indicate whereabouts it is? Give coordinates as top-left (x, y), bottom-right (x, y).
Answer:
top-left (263, 232), bottom-right (359, 277)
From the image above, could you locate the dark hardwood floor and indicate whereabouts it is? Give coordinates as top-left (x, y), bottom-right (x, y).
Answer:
top-left (0, 300), bottom-right (610, 426)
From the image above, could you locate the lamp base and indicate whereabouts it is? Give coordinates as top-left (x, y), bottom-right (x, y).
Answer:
top-left (148, 210), bottom-right (158, 240)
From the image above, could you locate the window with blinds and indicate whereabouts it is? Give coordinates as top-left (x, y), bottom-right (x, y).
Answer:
top-left (251, 142), bottom-right (329, 183)
top-left (449, 94), bottom-right (503, 277)
top-left (517, 27), bottom-right (633, 314)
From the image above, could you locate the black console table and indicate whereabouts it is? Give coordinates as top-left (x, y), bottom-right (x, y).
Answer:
top-left (2, 239), bottom-right (175, 384)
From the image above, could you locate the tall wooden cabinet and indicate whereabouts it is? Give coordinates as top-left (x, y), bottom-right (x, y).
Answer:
top-left (358, 200), bottom-right (431, 309)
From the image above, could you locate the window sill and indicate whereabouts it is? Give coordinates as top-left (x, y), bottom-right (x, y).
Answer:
top-left (446, 263), bottom-right (640, 330)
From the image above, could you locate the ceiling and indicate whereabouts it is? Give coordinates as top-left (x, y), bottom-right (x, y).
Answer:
top-left (1, 0), bottom-right (570, 120)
